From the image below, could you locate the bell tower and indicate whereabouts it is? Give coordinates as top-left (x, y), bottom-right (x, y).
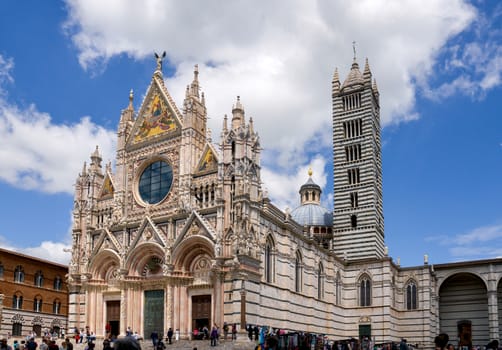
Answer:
top-left (332, 53), bottom-right (384, 261)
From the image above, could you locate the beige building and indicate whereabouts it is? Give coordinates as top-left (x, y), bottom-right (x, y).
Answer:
top-left (67, 56), bottom-right (502, 348)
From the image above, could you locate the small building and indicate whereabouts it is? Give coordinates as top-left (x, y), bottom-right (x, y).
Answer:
top-left (0, 247), bottom-right (68, 338)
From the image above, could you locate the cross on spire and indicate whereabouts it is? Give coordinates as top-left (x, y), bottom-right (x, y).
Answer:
top-left (352, 41), bottom-right (357, 62)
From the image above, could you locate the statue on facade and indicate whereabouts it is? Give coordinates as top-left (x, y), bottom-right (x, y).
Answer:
top-left (155, 51), bottom-right (166, 71)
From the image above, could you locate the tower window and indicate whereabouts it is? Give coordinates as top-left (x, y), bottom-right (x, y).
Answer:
top-left (350, 192), bottom-right (358, 208)
top-left (342, 118), bottom-right (363, 139)
top-left (347, 168), bottom-right (360, 185)
top-left (351, 215), bottom-right (357, 228)
top-left (345, 144), bottom-right (362, 162)
top-left (342, 93), bottom-right (362, 111)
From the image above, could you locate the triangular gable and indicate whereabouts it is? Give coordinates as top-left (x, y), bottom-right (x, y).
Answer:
top-left (174, 210), bottom-right (217, 247)
top-left (98, 172), bottom-right (115, 200)
top-left (91, 228), bottom-right (121, 257)
top-left (129, 216), bottom-right (167, 250)
top-left (128, 75), bottom-right (183, 146)
top-left (195, 144), bottom-right (218, 176)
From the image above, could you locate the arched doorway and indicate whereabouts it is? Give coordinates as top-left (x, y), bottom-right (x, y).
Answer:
top-left (439, 273), bottom-right (488, 348)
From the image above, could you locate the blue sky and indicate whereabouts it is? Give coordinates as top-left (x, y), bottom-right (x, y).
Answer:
top-left (0, 0), bottom-right (500, 266)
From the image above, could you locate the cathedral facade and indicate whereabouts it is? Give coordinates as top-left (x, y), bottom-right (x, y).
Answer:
top-left (68, 57), bottom-right (502, 348)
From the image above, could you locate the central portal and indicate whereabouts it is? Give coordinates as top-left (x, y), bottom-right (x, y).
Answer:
top-left (192, 295), bottom-right (211, 331)
top-left (144, 290), bottom-right (165, 339)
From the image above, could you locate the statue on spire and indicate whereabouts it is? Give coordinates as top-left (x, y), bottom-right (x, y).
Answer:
top-left (154, 51), bottom-right (166, 71)
top-left (352, 41), bottom-right (357, 62)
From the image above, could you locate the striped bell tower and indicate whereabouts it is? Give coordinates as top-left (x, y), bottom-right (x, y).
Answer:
top-left (332, 52), bottom-right (385, 261)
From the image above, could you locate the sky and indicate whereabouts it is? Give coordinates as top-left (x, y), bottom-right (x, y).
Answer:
top-left (0, 0), bottom-right (501, 266)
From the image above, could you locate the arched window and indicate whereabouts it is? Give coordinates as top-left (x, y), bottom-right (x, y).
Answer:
top-left (359, 276), bottom-right (371, 306)
top-left (53, 276), bottom-right (62, 290)
top-left (12, 322), bottom-right (22, 336)
top-left (295, 252), bottom-right (302, 293)
top-left (406, 281), bottom-right (418, 310)
top-left (33, 296), bottom-right (43, 312)
top-left (264, 236), bottom-right (274, 283)
top-left (34, 271), bottom-right (44, 287)
top-left (53, 299), bottom-right (61, 314)
top-left (12, 293), bottom-right (23, 309)
top-left (14, 265), bottom-right (24, 283)
top-left (317, 263), bottom-right (324, 300)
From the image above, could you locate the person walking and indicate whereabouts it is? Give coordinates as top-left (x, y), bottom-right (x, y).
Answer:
top-left (210, 327), bottom-right (218, 347)
top-left (166, 328), bottom-right (173, 345)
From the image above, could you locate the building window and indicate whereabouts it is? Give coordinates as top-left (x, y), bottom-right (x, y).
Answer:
top-left (406, 281), bottom-right (418, 310)
top-left (14, 265), bottom-right (24, 283)
top-left (138, 160), bottom-right (173, 204)
top-left (12, 294), bottom-right (23, 309)
top-left (12, 322), bottom-right (22, 337)
top-left (295, 252), bottom-right (302, 293)
top-left (343, 118), bottom-right (363, 139)
top-left (53, 276), bottom-right (63, 290)
top-left (345, 144), bottom-right (362, 162)
top-left (34, 271), bottom-right (44, 287)
top-left (360, 276), bottom-right (371, 307)
top-left (0, 263), bottom-right (3, 279)
top-left (342, 92), bottom-right (362, 111)
top-left (34, 297), bottom-right (43, 312)
top-left (347, 168), bottom-right (360, 185)
top-left (350, 192), bottom-right (358, 208)
top-left (264, 237), bottom-right (275, 283)
top-left (317, 263), bottom-right (324, 300)
top-left (53, 300), bottom-right (61, 314)
top-left (351, 215), bottom-right (357, 228)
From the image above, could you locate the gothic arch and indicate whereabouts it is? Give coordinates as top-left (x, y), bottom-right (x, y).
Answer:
top-left (88, 250), bottom-right (121, 281)
top-left (172, 235), bottom-right (214, 273)
top-left (126, 242), bottom-right (165, 277)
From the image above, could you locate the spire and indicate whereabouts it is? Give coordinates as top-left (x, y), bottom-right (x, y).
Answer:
top-left (128, 89), bottom-right (134, 111)
top-left (249, 117), bottom-right (254, 134)
top-left (363, 58), bottom-right (372, 83)
top-left (90, 145), bottom-right (102, 174)
top-left (372, 78), bottom-right (380, 98)
top-left (81, 161), bottom-right (87, 177)
top-left (223, 114), bottom-right (228, 133)
top-left (232, 96), bottom-right (245, 129)
top-left (332, 68), bottom-right (340, 93)
top-left (341, 44), bottom-right (364, 91)
top-left (190, 64), bottom-right (200, 100)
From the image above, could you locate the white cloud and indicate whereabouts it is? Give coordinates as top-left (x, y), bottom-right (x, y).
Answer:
top-left (61, 0), bottom-right (479, 208)
top-left (426, 223), bottom-right (502, 261)
top-left (0, 236), bottom-right (71, 265)
top-left (261, 155), bottom-right (329, 211)
top-left (423, 4), bottom-right (502, 99)
top-left (0, 55), bottom-right (116, 194)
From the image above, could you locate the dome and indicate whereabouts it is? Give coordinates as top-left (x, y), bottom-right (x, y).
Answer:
top-left (291, 203), bottom-right (333, 227)
top-left (341, 61), bottom-right (364, 90)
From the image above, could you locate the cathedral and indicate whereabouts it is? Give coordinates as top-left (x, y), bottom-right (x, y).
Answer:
top-left (68, 55), bottom-right (502, 348)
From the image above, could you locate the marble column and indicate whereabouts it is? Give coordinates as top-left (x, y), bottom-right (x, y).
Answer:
top-left (487, 289), bottom-right (499, 341)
